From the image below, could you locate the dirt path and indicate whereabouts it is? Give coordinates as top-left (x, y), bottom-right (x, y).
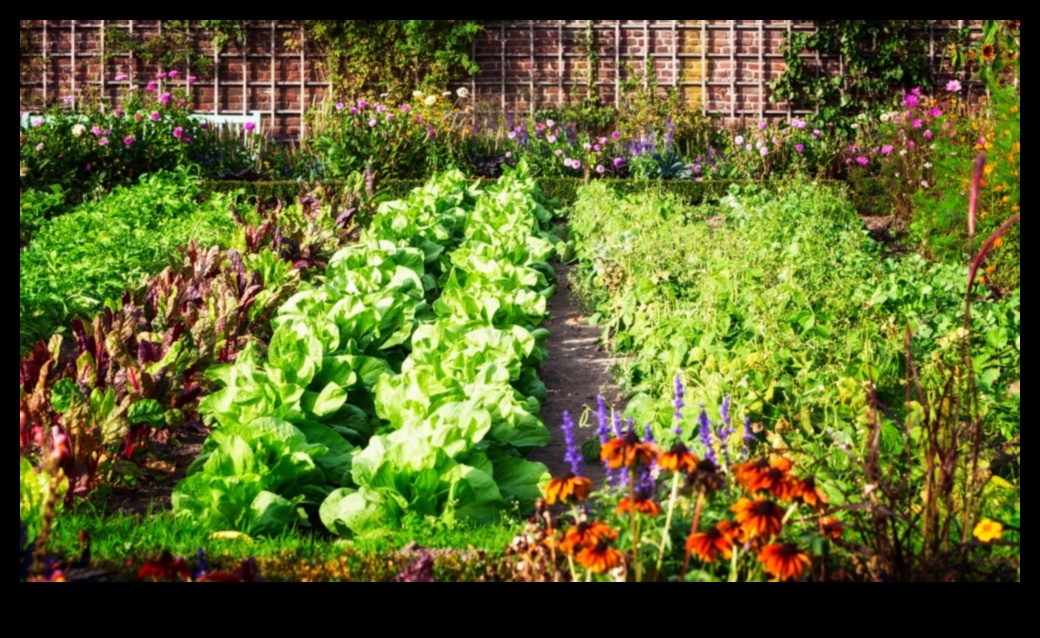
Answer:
top-left (530, 258), bottom-right (625, 485)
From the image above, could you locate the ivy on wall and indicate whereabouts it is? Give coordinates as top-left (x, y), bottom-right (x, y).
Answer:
top-left (770, 20), bottom-right (934, 131)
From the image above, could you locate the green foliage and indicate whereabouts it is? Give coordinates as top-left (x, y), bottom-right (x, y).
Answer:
top-left (19, 169), bottom-right (239, 351)
top-left (771, 21), bottom-right (933, 133)
top-left (305, 21), bottom-right (482, 101)
top-left (20, 185), bottom-right (68, 246)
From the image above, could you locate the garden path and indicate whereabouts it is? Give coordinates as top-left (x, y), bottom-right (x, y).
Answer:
top-left (529, 258), bottom-right (625, 485)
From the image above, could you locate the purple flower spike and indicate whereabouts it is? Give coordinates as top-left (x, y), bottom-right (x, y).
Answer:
top-left (643, 423), bottom-right (656, 443)
top-left (743, 416), bottom-right (757, 443)
top-left (698, 407), bottom-right (716, 464)
top-left (597, 396), bottom-right (610, 444)
top-left (562, 411), bottom-right (582, 476)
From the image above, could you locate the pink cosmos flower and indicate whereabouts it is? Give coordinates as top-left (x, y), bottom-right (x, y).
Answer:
top-left (856, 156), bottom-right (869, 166)
top-left (572, 160), bottom-right (582, 170)
top-left (912, 119), bottom-right (923, 129)
top-left (98, 136), bottom-right (109, 146)
top-left (930, 107), bottom-right (942, 118)
top-left (563, 158), bottom-right (573, 168)
top-left (795, 144), bottom-right (804, 153)
top-left (401, 104), bottom-right (410, 113)
top-left (946, 80), bottom-right (962, 93)
top-left (907, 140), bottom-right (916, 148)
top-left (546, 119), bottom-right (555, 128)
top-left (115, 74), bottom-right (129, 81)
top-left (758, 121), bottom-right (767, 130)
top-left (376, 105), bottom-right (386, 114)
top-left (612, 131), bottom-right (621, 140)
top-left (505, 151), bottom-right (512, 158)
top-left (168, 70), bottom-right (180, 79)
top-left (904, 94), bottom-right (919, 108)
top-left (547, 135), bottom-right (557, 144)
top-left (35, 143), bottom-right (43, 151)
top-left (178, 99), bottom-right (186, 106)
top-left (881, 145), bottom-right (894, 156)
top-left (124, 135), bottom-right (134, 147)
top-left (172, 126), bottom-right (184, 139)
top-left (415, 115), bottom-right (423, 123)
top-left (812, 129), bottom-right (821, 138)
top-left (759, 147), bottom-right (768, 157)
top-left (923, 130), bottom-right (933, 139)
top-left (385, 114), bottom-right (393, 121)
top-left (187, 76), bottom-right (197, 85)
top-left (427, 129), bottom-right (436, 137)
top-left (159, 92), bottom-right (172, 105)
top-left (114, 109), bottom-right (125, 118)
top-left (155, 72), bottom-right (166, 80)
top-left (613, 157), bottom-right (624, 168)
top-left (244, 121), bottom-right (256, 132)
top-left (349, 107), bottom-right (359, 116)
top-left (150, 111), bottom-right (161, 121)
top-left (335, 102), bottom-right (345, 111)
top-left (359, 99), bottom-right (368, 109)
top-left (92, 125), bottom-right (103, 136)
top-left (368, 118), bottom-right (377, 127)
top-left (596, 164), bottom-right (605, 174)
top-left (508, 131), bottom-right (517, 140)
top-left (555, 149), bottom-right (564, 157)
top-left (146, 81), bottom-right (158, 91)
top-left (598, 137), bottom-right (607, 145)
top-left (63, 95), bottom-right (74, 106)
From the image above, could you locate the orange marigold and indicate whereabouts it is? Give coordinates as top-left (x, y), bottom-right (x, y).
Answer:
top-left (731, 497), bottom-right (785, 539)
top-left (576, 539), bottom-right (624, 574)
top-left (686, 523), bottom-right (735, 563)
top-left (544, 472), bottom-right (593, 505)
top-left (600, 430), bottom-right (660, 469)
top-left (758, 543), bottom-right (811, 581)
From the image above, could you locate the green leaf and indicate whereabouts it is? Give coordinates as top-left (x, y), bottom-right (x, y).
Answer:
top-left (128, 399), bottom-right (166, 428)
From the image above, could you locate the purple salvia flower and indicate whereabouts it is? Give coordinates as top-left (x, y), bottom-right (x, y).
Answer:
top-left (596, 396), bottom-right (610, 444)
top-left (720, 395), bottom-right (731, 429)
top-left (643, 423), bottom-right (656, 443)
top-left (561, 411), bottom-right (583, 476)
top-left (698, 406), bottom-right (716, 464)
top-left (673, 375), bottom-right (685, 434)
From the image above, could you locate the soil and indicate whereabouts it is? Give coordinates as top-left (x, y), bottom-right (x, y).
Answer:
top-left (528, 258), bottom-right (625, 486)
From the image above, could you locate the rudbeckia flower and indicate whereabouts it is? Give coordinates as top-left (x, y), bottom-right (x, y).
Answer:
top-left (600, 430), bottom-right (660, 470)
top-left (658, 441), bottom-right (698, 474)
top-left (758, 543), bottom-right (811, 581)
top-left (686, 523), bottom-right (735, 563)
top-left (794, 475), bottom-right (828, 510)
top-left (617, 495), bottom-right (662, 517)
top-left (576, 539), bottom-right (624, 574)
top-left (560, 521), bottom-right (617, 555)
top-left (732, 497), bottom-right (785, 539)
top-left (544, 472), bottom-right (593, 505)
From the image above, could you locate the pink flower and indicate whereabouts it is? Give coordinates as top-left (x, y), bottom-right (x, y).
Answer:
top-left (930, 107), bottom-right (942, 118)
top-left (904, 94), bottom-right (919, 108)
top-left (98, 136), bottom-right (109, 146)
top-left (187, 76), bottom-right (197, 85)
top-left (508, 131), bottom-right (517, 140)
top-left (114, 74), bottom-right (129, 81)
top-left (358, 99), bottom-right (368, 109)
top-left (791, 118), bottom-right (806, 129)
top-left (946, 80), bottom-right (962, 92)
top-left (596, 164), bottom-right (605, 174)
top-left (376, 105), bottom-right (386, 114)
top-left (613, 157), bottom-right (624, 168)
top-left (554, 149), bottom-right (564, 157)
top-left (758, 121), bottom-right (767, 130)
top-left (178, 99), bottom-right (186, 106)
top-left (85, 163), bottom-right (92, 171)
top-left (593, 144), bottom-right (601, 152)
top-left (150, 111), bottom-right (161, 121)
top-left (385, 114), bottom-right (393, 121)
top-left (123, 135), bottom-right (135, 147)
top-left (35, 142), bottom-right (43, 151)
top-left (912, 119), bottom-right (923, 129)
top-left (146, 81), bottom-right (158, 91)
top-left (907, 140), bottom-right (916, 148)
top-left (598, 137), bottom-right (607, 145)
top-left (546, 119), bottom-right (555, 128)
top-left (244, 121), bottom-right (256, 132)
top-left (856, 156), bottom-right (869, 166)
top-left (415, 115), bottom-right (423, 123)
top-left (759, 146), bottom-right (768, 157)
top-left (200, 121), bottom-right (208, 129)
top-left (335, 102), bottom-right (345, 111)
top-left (812, 129), bottom-right (821, 138)
top-left (172, 126), bottom-right (184, 139)
top-left (368, 118), bottom-right (377, 127)
top-left (92, 125), bottom-right (103, 136)
top-left (427, 129), bottom-right (435, 137)
top-left (881, 145), bottom-right (894, 156)
top-left (114, 109), bottom-right (125, 119)
top-left (62, 95), bottom-right (74, 106)
top-left (401, 104), bottom-right (410, 113)
top-left (611, 131), bottom-right (620, 140)
top-left (547, 135), bottom-right (557, 144)
top-left (795, 144), bottom-right (804, 153)
top-left (168, 70), bottom-right (180, 79)
top-left (505, 151), bottom-right (512, 158)
top-left (563, 158), bottom-right (573, 168)
top-left (159, 92), bottom-right (172, 105)
top-left (349, 107), bottom-right (359, 116)
top-left (155, 72), bottom-right (166, 80)
top-left (583, 142), bottom-right (592, 151)
top-left (911, 87), bottom-right (922, 96)
top-left (572, 160), bottom-right (582, 170)
top-left (923, 130), bottom-right (933, 139)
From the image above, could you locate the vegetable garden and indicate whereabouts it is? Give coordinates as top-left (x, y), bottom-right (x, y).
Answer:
top-left (20, 20), bottom-right (1019, 582)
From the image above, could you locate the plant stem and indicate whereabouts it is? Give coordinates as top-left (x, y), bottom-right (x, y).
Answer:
top-left (655, 472), bottom-right (681, 576)
top-left (629, 477), bottom-right (643, 581)
top-left (680, 487), bottom-right (706, 582)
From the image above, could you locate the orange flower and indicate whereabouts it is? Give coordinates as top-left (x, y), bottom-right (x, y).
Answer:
top-left (758, 543), bottom-right (811, 581)
top-left (973, 518), bottom-right (1003, 543)
top-left (617, 496), bottom-right (662, 517)
top-left (982, 44), bottom-right (996, 62)
top-left (820, 517), bottom-right (844, 540)
top-left (717, 519), bottom-right (747, 544)
top-left (658, 441), bottom-right (699, 474)
top-left (576, 539), bottom-right (624, 574)
top-left (544, 472), bottom-right (593, 505)
top-left (993, 237), bottom-right (1004, 248)
top-left (734, 457), bottom-right (794, 499)
top-left (560, 521), bottom-right (617, 555)
top-left (686, 522), bottom-right (735, 563)
top-left (731, 497), bottom-right (785, 539)
top-left (600, 430), bottom-right (660, 469)
top-left (794, 475), bottom-right (828, 510)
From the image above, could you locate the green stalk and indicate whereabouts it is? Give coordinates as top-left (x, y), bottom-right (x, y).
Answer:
top-left (628, 477), bottom-right (643, 582)
top-left (655, 471), bottom-right (682, 576)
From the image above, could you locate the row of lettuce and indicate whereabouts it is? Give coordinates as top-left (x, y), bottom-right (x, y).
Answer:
top-left (172, 164), bottom-right (560, 536)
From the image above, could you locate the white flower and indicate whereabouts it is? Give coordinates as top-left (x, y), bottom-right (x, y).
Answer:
top-left (456, 87), bottom-right (470, 99)
top-left (442, 91), bottom-right (452, 97)
top-left (880, 113), bottom-right (891, 122)
top-left (851, 123), bottom-right (859, 129)
top-left (424, 95), bottom-right (437, 106)
top-left (920, 180), bottom-right (929, 188)
top-left (923, 162), bottom-right (933, 169)
top-left (900, 149), bottom-right (908, 156)
top-left (735, 135), bottom-right (745, 146)
top-left (412, 90), bottom-right (424, 98)
top-left (71, 123), bottom-right (87, 137)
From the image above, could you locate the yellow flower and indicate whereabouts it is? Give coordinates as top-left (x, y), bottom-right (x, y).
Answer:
top-left (1010, 106), bottom-right (1019, 114)
top-left (973, 519), bottom-right (1003, 543)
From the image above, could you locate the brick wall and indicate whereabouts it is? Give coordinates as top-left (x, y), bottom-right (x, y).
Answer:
top-left (19, 20), bottom-right (982, 137)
